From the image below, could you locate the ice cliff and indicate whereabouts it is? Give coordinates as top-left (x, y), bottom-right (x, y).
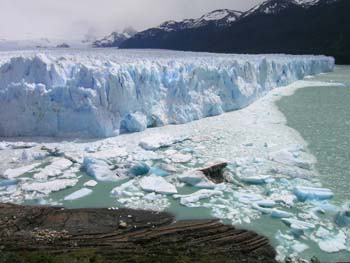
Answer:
top-left (0, 50), bottom-right (334, 137)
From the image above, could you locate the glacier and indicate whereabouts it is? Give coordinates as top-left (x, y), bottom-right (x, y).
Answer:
top-left (0, 49), bottom-right (334, 138)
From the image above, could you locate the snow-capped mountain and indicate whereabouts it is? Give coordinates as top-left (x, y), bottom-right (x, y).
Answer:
top-left (93, 27), bottom-right (137, 48)
top-left (242, 0), bottom-right (328, 17)
top-left (242, 0), bottom-right (301, 17)
top-left (120, 0), bottom-right (349, 64)
top-left (135, 9), bottom-right (242, 39)
top-left (158, 9), bottom-right (242, 31)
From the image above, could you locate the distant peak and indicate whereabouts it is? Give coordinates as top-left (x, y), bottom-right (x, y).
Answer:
top-left (199, 9), bottom-right (243, 21)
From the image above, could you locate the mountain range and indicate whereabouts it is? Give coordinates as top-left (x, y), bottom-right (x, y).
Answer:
top-left (93, 27), bottom-right (137, 48)
top-left (116, 0), bottom-right (349, 64)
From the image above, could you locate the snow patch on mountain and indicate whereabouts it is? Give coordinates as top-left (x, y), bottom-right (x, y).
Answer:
top-left (93, 27), bottom-right (137, 48)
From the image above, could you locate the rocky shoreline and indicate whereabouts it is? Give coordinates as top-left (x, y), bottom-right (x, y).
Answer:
top-left (0, 203), bottom-right (276, 263)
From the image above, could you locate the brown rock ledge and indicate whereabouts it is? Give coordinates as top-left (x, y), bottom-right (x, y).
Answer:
top-left (0, 203), bottom-right (276, 263)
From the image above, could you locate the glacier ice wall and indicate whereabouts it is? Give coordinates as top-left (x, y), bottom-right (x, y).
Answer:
top-left (0, 50), bottom-right (334, 138)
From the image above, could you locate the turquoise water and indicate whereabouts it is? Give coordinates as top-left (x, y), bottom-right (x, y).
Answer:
top-left (277, 67), bottom-right (350, 202)
top-left (276, 66), bottom-right (350, 262)
top-left (20, 66), bottom-right (350, 262)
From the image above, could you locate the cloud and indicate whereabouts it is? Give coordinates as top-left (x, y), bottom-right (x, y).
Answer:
top-left (0, 0), bottom-right (262, 40)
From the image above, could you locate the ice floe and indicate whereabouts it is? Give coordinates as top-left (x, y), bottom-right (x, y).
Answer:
top-left (293, 186), bottom-right (334, 202)
top-left (139, 175), bottom-right (177, 194)
top-left (3, 163), bottom-right (41, 179)
top-left (64, 188), bottom-right (93, 201)
top-left (178, 170), bottom-right (216, 189)
top-left (174, 189), bottom-right (223, 206)
top-left (22, 178), bottom-right (78, 195)
top-left (83, 157), bottom-right (122, 182)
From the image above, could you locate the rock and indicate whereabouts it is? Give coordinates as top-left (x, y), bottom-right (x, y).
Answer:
top-left (199, 161), bottom-right (228, 183)
top-left (0, 203), bottom-right (277, 263)
top-left (118, 220), bottom-right (128, 229)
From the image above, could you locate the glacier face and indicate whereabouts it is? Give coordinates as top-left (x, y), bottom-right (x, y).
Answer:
top-left (0, 49), bottom-right (334, 138)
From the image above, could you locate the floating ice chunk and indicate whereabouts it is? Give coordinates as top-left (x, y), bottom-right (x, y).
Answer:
top-left (139, 175), bottom-right (177, 194)
top-left (312, 227), bottom-right (347, 253)
top-left (84, 180), bottom-right (98, 187)
top-left (111, 179), bottom-right (139, 197)
top-left (139, 134), bottom-right (188, 151)
top-left (255, 200), bottom-right (276, 208)
top-left (170, 153), bottom-right (192, 163)
top-left (275, 231), bottom-right (309, 262)
top-left (3, 163), bottom-right (41, 179)
top-left (335, 205), bottom-right (350, 227)
top-left (269, 148), bottom-right (312, 170)
top-left (235, 192), bottom-right (263, 204)
top-left (129, 162), bottom-right (150, 176)
top-left (33, 158), bottom-right (73, 180)
top-left (150, 167), bottom-right (169, 177)
top-left (239, 175), bottom-right (271, 185)
top-left (178, 170), bottom-right (216, 189)
top-left (83, 157), bottom-right (122, 182)
top-left (174, 189), bottom-right (223, 206)
top-left (89, 147), bottom-right (128, 160)
top-left (22, 179), bottom-right (78, 195)
top-left (121, 112), bottom-right (147, 133)
top-left (19, 149), bottom-right (47, 162)
top-left (282, 218), bottom-right (315, 236)
top-left (64, 188), bottom-right (93, 201)
top-left (252, 203), bottom-right (293, 218)
top-left (0, 179), bottom-right (18, 187)
top-left (271, 192), bottom-right (296, 207)
top-left (293, 186), bottom-right (334, 202)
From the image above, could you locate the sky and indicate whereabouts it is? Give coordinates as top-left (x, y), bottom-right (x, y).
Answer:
top-left (0, 0), bottom-right (263, 40)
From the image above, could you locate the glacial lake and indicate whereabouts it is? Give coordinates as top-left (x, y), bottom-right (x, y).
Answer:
top-left (4, 65), bottom-right (350, 263)
top-left (276, 66), bottom-right (350, 262)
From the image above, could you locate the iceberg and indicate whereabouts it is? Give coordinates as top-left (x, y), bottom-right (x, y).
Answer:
top-left (174, 189), bottom-right (223, 206)
top-left (139, 175), bottom-right (177, 194)
top-left (3, 163), bottom-right (41, 179)
top-left (21, 178), bottom-right (78, 195)
top-left (239, 174), bottom-right (271, 184)
top-left (64, 188), bottom-right (93, 201)
top-left (311, 227), bottom-right (347, 253)
top-left (293, 186), bottom-right (334, 202)
top-left (83, 157), bottom-right (123, 182)
top-left (83, 180), bottom-right (98, 187)
top-left (178, 170), bottom-right (216, 189)
top-left (32, 158), bottom-right (73, 180)
top-left (282, 218), bottom-right (315, 236)
top-left (129, 162), bottom-right (150, 176)
top-left (0, 50), bottom-right (334, 138)
top-left (139, 134), bottom-right (188, 151)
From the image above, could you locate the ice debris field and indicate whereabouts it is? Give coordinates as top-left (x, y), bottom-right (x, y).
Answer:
top-left (0, 49), bottom-right (349, 262)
